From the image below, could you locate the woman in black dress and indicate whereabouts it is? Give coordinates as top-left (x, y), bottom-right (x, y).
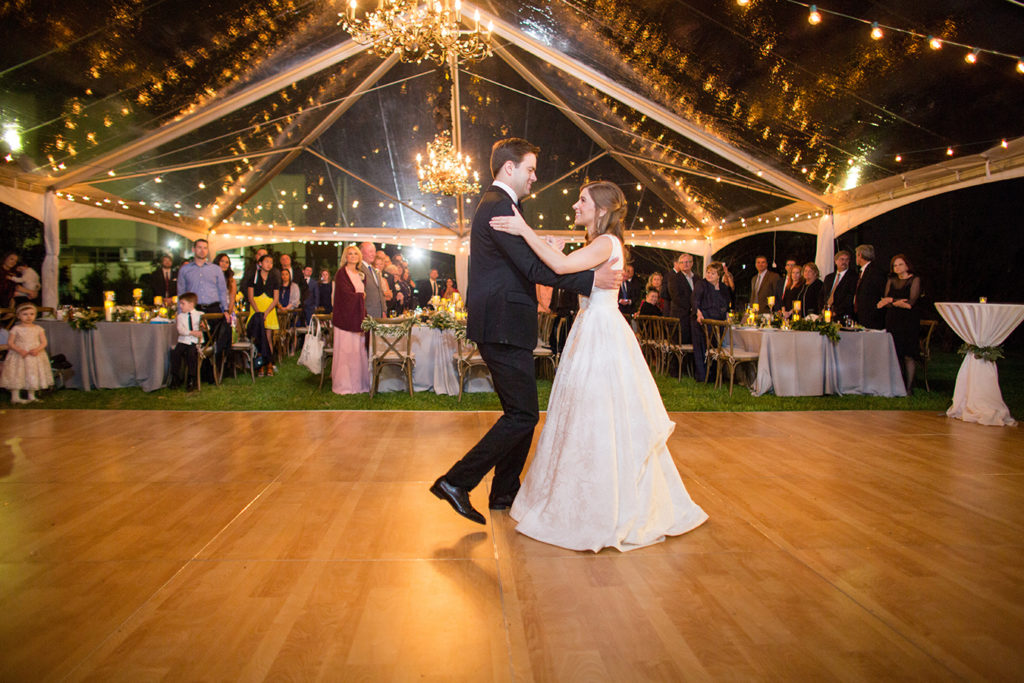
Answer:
top-left (798, 262), bottom-right (823, 316)
top-left (877, 253), bottom-right (922, 393)
top-left (694, 261), bottom-right (734, 382)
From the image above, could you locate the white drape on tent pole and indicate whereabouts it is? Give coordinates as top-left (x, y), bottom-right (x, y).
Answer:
top-left (701, 238), bottom-right (714, 273)
top-left (815, 212), bottom-right (836, 277)
top-left (41, 190), bottom-right (59, 309)
top-left (455, 240), bottom-right (469, 298)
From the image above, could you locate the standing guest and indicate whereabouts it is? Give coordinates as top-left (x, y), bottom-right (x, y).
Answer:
top-left (168, 292), bottom-right (203, 391)
top-left (241, 247), bottom-right (268, 289)
top-left (280, 253), bottom-right (306, 306)
top-left (276, 267), bottom-right (301, 313)
top-left (313, 269), bottom-right (334, 314)
top-left (401, 266), bottom-right (416, 310)
top-left (212, 253), bottom-right (236, 314)
top-left (150, 254), bottom-right (177, 300)
top-left (617, 264), bottom-right (643, 316)
top-left (694, 261), bottom-right (733, 382)
top-left (375, 252), bottom-right (395, 308)
top-left (646, 271), bottom-right (667, 314)
top-left (774, 258), bottom-right (798, 305)
top-left (819, 250), bottom-right (856, 322)
top-left (779, 262), bottom-right (804, 318)
top-left (419, 268), bottom-right (442, 307)
top-left (246, 253), bottom-right (280, 376)
top-left (359, 242), bottom-right (387, 318)
top-left (177, 239), bottom-right (230, 361)
top-left (750, 255), bottom-right (781, 311)
top-left (332, 245), bottom-right (370, 394)
top-left (387, 264), bottom-right (413, 315)
top-left (0, 252), bottom-right (19, 307)
top-left (798, 262), bottom-right (823, 315)
top-left (663, 252), bottom-right (701, 346)
top-left (1, 303), bottom-right (53, 404)
top-left (637, 288), bottom-right (664, 317)
top-left (855, 244), bottom-right (888, 330)
top-left (548, 283), bottom-right (580, 354)
top-left (442, 277), bottom-right (459, 298)
top-left (878, 254), bottom-right (922, 393)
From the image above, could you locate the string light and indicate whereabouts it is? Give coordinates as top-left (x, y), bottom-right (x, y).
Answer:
top-left (870, 22), bottom-right (883, 40)
top-left (965, 48), bottom-right (980, 65)
top-left (928, 36), bottom-right (943, 50)
top-left (807, 5), bottom-right (822, 25)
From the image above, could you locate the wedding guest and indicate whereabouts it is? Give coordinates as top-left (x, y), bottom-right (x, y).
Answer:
top-left (359, 242), bottom-right (387, 318)
top-left (241, 247), bottom-right (268, 289)
top-left (213, 253), bottom-right (236, 314)
top-left (10, 262), bottom-right (40, 305)
top-left (386, 264), bottom-right (410, 316)
top-left (276, 267), bottom-right (301, 313)
top-left (750, 255), bottom-right (781, 311)
top-left (774, 258), bottom-right (798, 304)
top-left (694, 261), bottom-right (733, 382)
top-left (168, 292), bottom-right (203, 391)
top-left (798, 262), bottom-right (823, 315)
top-left (878, 253), bottom-right (922, 393)
top-left (1, 302), bottom-right (52, 404)
top-left (332, 245), bottom-right (370, 394)
top-left (0, 252), bottom-right (18, 307)
top-left (312, 268), bottom-right (334, 314)
top-left (819, 250), bottom-right (856, 321)
top-left (246, 253), bottom-right (280, 376)
top-left (419, 268), bottom-right (442, 307)
top-left (178, 239), bottom-right (230, 366)
top-left (855, 243), bottom-right (888, 330)
top-left (617, 264), bottom-right (644, 317)
top-left (637, 288), bottom-right (663, 317)
top-left (442, 277), bottom-right (458, 298)
top-left (400, 266), bottom-right (416, 310)
top-left (664, 252), bottom-right (701, 347)
top-left (646, 271), bottom-right (667, 314)
top-left (150, 254), bottom-right (177, 300)
top-left (779, 262), bottom-right (804, 318)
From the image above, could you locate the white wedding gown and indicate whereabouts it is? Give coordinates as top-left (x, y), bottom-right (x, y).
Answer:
top-left (510, 234), bottom-right (708, 552)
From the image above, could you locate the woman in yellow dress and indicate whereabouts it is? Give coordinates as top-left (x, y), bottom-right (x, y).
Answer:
top-left (246, 253), bottom-right (280, 376)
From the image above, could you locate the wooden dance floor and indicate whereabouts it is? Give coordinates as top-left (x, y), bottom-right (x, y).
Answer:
top-left (2, 408), bottom-right (1022, 681)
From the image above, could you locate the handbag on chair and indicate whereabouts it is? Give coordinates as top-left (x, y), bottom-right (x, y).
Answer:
top-left (297, 315), bottom-right (325, 374)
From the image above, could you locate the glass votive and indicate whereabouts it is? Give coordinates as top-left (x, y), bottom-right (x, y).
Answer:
top-left (979, 297), bottom-right (988, 303)
top-left (154, 296), bottom-right (163, 306)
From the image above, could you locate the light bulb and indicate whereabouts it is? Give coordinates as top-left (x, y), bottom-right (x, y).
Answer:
top-left (736, 0), bottom-right (749, 5)
top-left (928, 36), bottom-right (942, 50)
top-left (870, 22), bottom-right (883, 40)
top-left (1001, 139), bottom-right (1009, 149)
top-left (1017, 60), bottom-right (1024, 74)
top-left (965, 48), bottom-right (980, 64)
top-left (894, 154), bottom-right (902, 162)
top-left (946, 147), bottom-right (954, 156)
top-left (808, 5), bottom-right (822, 25)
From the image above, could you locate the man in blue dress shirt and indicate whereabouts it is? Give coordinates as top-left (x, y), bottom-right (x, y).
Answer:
top-left (177, 238), bottom-right (230, 367)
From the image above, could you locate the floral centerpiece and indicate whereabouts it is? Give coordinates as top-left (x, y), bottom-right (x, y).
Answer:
top-left (789, 314), bottom-right (841, 343)
top-left (66, 308), bottom-right (101, 331)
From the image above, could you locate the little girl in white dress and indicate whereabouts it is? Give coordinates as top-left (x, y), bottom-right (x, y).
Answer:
top-left (2, 303), bottom-right (53, 404)
top-left (490, 181), bottom-right (707, 552)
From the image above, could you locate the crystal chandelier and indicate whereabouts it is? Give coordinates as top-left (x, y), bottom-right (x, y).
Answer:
top-left (416, 131), bottom-right (480, 196)
top-left (338, 0), bottom-right (493, 65)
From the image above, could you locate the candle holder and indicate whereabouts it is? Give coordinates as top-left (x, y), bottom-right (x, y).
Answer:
top-left (823, 308), bottom-right (832, 323)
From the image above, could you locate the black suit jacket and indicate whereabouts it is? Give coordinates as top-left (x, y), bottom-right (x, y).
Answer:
top-left (418, 278), bottom-right (441, 307)
top-left (819, 268), bottom-right (856, 320)
top-left (854, 261), bottom-right (888, 329)
top-left (466, 186), bottom-right (595, 350)
top-left (151, 267), bottom-right (177, 298)
top-left (665, 270), bottom-right (700, 320)
top-left (618, 276), bottom-right (644, 316)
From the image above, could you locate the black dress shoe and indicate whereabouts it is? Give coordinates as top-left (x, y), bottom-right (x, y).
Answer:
top-left (488, 494), bottom-right (516, 511)
top-left (430, 477), bottom-right (485, 525)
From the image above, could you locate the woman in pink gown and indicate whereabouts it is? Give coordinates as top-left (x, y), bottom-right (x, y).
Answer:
top-left (332, 245), bottom-right (370, 394)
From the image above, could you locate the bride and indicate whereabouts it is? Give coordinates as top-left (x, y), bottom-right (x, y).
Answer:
top-left (490, 180), bottom-right (708, 552)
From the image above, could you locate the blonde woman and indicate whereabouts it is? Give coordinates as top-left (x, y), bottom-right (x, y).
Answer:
top-left (331, 245), bottom-right (370, 394)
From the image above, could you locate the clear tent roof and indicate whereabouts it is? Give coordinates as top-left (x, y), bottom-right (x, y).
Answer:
top-left (2, 0), bottom-right (1022, 241)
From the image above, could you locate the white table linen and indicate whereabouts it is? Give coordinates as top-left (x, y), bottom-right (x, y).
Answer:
top-left (935, 302), bottom-right (1024, 426)
top-left (728, 327), bottom-right (905, 397)
top-left (375, 327), bottom-right (492, 395)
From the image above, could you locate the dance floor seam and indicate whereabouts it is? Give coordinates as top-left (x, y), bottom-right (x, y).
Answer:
top-left (2, 409), bottom-right (1022, 681)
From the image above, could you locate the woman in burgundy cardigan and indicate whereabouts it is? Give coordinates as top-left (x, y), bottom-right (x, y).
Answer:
top-left (331, 245), bottom-right (370, 394)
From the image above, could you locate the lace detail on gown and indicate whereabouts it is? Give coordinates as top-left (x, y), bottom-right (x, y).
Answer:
top-left (510, 234), bottom-right (707, 551)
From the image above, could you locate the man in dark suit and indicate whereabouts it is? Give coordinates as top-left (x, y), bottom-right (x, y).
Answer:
top-left (617, 264), bottom-right (643, 317)
top-left (150, 254), bottom-right (177, 299)
top-left (854, 244), bottom-right (888, 329)
top-left (418, 268), bottom-right (441, 307)
top-left (663, 252), bottom-right (701, 344)
top-left (819, 250), bottom-right (856, 322)
top-left (750, 255), bottom-right (781, 311)
top-left (279, 253), bottom-right (305, 302)
top-left (431, 138), bottom-right (622, 524)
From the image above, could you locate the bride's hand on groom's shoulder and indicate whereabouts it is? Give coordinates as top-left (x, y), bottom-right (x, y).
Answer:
top-left (489, 205), bottom-right (530, 236)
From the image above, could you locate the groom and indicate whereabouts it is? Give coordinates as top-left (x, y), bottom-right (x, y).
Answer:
top-left (430, 138), bottom-right (622, 524)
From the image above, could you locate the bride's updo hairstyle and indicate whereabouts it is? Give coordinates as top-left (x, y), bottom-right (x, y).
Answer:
top-left (581, 180), bottom-right (627, 244)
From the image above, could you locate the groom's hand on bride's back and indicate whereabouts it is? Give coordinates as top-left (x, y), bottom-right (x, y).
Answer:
top-left (593, 257), bottom-right (623, 290)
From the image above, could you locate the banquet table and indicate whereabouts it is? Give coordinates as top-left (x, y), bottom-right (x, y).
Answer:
top-left (934, 302), bottom-right (1024, 426)
top-left (727, 327), bottom-right (906, 397)
top-left (39, 319), bottom-right (177, 392)
top-left (375, 326), bottom-right (492, 395)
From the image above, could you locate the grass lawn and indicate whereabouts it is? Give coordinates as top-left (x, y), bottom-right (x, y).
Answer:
top-left (11, 350), bottom-right (1024, 417)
